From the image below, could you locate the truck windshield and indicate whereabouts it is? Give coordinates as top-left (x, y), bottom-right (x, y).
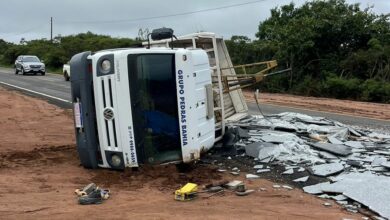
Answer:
top-left (127, 54), bottom-right (182, 164)
top-left (22, 57), bottom-right (40, 62)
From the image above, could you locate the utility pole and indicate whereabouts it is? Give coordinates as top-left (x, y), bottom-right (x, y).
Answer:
top-left (50, 17), bottom-right (53, 42)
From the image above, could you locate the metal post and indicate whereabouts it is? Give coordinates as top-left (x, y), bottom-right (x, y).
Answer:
top-left (50, 17), bottom-right (53, 42)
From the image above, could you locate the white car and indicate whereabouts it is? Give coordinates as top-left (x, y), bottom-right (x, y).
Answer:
top-left (63, 63), bottom-right (70, 81)
top-left (15, 55), bottom-right (45, 75)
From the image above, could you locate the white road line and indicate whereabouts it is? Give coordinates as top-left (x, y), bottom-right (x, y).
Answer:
top-left (0, 81), bottom-right (72, 103)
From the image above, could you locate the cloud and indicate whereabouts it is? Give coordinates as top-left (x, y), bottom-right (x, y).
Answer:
top-left (0, 0), bottom-right (388, 43)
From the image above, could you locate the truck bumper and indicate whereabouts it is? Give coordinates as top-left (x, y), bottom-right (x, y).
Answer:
top-left (70, 51), bottom-right (100, 169)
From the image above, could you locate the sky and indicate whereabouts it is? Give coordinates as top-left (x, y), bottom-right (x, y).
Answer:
top-left (0, 0), bottom-right (389, 43)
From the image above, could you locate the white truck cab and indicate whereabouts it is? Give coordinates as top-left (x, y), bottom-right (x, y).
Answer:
top-left (71, 47), bottom-right (215, 169)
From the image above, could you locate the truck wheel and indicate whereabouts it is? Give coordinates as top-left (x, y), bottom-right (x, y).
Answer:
top-left (15, 68), bottom-right (18, 74)
top-left (21, 68), bottom-right (25, 75)
top-left (41, 72), bottom-right (45, 76)
top-left (64, 71), bottom-right (70, 81)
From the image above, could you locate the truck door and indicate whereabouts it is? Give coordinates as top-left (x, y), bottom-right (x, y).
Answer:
top-left (127, 54), bottom-right (182, 164)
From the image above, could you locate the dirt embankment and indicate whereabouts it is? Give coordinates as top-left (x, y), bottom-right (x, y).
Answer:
top-left (0, 86), bottom-right (363, 219)
top-left (244, 90), bottom-right (390, 120)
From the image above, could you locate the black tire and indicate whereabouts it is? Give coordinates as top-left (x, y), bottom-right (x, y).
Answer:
top-left (64, 71), bottom-right (70, 81)
top-left (21, 68), bottom-right (26, 75)
top-left (15, 68), bottom-right (18, 74)
top-left (41, 72), bottom-right (45, 76)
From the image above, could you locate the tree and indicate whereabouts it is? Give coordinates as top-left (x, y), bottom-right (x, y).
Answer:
top-left (251, 0), bottom-right (389, 102)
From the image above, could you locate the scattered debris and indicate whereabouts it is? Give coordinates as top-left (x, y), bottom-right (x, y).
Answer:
top-left (230, 172), bottom-right (240, 176)
top-left (246, 174), bottom-right (260, 179)
top-left (235, 189), bottom-right (255, 196)
top-left (175, 183), bottom-right (198, 201)
top-left (305, 172), bottom-right (390, 219)
top-left (75, 183), bottom-right (110, 205)
top-left (282, 185), bottom-right (293, 190)
top-left (225, 180), bottom-right (243, 190)
top-left (332, 195), bottom-right (347, 201)
top-left (273, 184), bottom-right (281, 188)
top-left (256, 169), bottom-right (271, 173)
top-left (323, 202), bottom-right (332, 207)
top-left (253, 164), bottom-right (264, 169)
top-left (224, 112), bottom-right (390, 219)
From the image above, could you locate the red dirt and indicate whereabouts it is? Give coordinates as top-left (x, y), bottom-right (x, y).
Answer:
top-left (244, 90), bottom-right (390, 120)
top-left (0, 86), bottom-right (365, 219)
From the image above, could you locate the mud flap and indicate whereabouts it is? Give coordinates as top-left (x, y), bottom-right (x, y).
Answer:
top-left (70, 51), bottom-right (99, 169)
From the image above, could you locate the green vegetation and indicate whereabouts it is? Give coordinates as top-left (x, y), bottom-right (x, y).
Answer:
top-left (0, 32), bottom-right (140, 72)
top-left (226, 0), bottom-right (390, 103)
top-left (0, 0), bottom-right (389, 102)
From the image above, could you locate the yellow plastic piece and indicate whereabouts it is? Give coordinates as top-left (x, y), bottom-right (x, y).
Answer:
top-left (175, 183), bottom-right (198, 201)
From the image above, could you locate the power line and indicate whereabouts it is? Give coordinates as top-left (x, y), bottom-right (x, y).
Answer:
top-left (59, 0), bottom-right (266, 24)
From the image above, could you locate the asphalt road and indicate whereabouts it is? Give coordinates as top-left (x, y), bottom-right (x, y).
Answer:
top-left (0, 67), bottom-right (389, 130)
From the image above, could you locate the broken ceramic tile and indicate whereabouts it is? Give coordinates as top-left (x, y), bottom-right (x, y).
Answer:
top-left (236, 127), bottom-right (251, 139)
top-left (246, 174), bottom-right (260, 179)
top-left (328, 136), bottom-right (343, 145)
top-left (318, 194), bottom-right (331, 199)
top-left (374, 150), bottom-right (390, 156)
top-left (309, 142), bottom-right (352, 156)
top-left (253, 164), bottom-right (264, 169)
top-left (256, 169), bottom-right (271, 174)
top-left (282, 169), bottom-right (294, 175)
top-left (320, 172), bottom-right (390, 219)
top-left (382, 162), bottom-right (390, 169)
top-left (293, 176), bottom-right (309, 182)
top-left (310, 163), bottom-right (344, 177)
top-left (244, 142), bottom-right (277, 158)
top-left (225, 180), bottom-right (243, 190)
top-left (303, 182), bottom-right (330, 194)
top-left (282, 185), bottom-right (293, 190)
top-left (235, 189), bottom-right (255, 196)
top-left (348, 127), bottom-right (362, 137)
top-left (344, 141), bottom-right (364, 148)
top-left (336, 200), bottom-right (348, 205)
top-left (372, 156), bottom-right (387, 166)
top-left (332, 195), bottom-right (348, 201)
top-left (318, 151), bottom-right (338, 159)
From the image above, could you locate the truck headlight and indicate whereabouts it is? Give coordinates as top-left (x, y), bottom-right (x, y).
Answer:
top-left (23, 64), bottom-right (30, 69)
top-left (110, 154), bottom-right (122, 167)
top-left (101, 59), bottom-right (111, 72)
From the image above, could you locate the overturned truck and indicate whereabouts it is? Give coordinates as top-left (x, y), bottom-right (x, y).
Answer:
top-left (71, 29), bottom-right (278, 169)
